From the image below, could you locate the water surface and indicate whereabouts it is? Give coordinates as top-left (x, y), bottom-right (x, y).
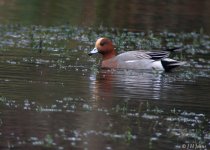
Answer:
top-left (0, 1), bottom-right (210, 150)
top-left (0, 25), bottom-right (209, 150)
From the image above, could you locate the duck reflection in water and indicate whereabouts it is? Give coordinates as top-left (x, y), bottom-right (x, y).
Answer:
top-left (89, 69), bottom-right (165, 105)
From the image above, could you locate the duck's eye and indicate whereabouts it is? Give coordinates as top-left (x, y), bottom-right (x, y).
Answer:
top-left (100, 42), bottom-right (107, 46)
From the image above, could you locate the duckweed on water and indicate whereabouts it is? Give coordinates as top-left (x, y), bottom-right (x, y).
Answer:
top-left (0, 96), bottom-right (209, 149)
top-left (0, 24), bottom-right (210, 76)
top-left (0, 24), bottom-right (209, 52)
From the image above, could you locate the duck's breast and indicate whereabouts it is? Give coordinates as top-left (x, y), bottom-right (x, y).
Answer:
top-left (101, 58), bottom-right (118, 68)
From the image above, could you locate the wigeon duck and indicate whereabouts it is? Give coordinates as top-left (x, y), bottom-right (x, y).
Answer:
top-left (89, 38), bottom-right (185, 71)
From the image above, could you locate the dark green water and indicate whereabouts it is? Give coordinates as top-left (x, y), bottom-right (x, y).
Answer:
top-left (1, 0), bottom-right (210, 33)
top-left (0, 1), bottom-right (210, 150)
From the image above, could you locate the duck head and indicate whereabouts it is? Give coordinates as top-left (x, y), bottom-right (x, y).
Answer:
top-left (89, 38), bottom-right (116, 60)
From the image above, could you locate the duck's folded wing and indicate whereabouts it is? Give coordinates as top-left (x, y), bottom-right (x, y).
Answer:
top-left (145, 51), bottom-right (169, 60)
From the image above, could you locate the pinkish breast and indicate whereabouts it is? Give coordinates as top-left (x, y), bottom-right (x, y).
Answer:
top-left (101, 59), bottom-right (118, 69)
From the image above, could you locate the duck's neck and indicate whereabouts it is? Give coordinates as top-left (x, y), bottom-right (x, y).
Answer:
top-left (102, 50), bottom-right (117, 60)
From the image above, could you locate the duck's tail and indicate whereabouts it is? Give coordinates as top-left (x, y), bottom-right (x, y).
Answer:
top-left (163, 46), bottom-right (186, 52)
top-left (161, 58), bottom-right (186, 72)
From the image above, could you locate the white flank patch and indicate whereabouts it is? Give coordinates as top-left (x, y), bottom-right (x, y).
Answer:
top-left (152, 61), bottom-right (164, 70)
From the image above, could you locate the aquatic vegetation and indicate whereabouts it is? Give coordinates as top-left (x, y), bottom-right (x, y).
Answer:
top-left (0, 24), bottom-right (209, 77)
top-left (0, 24), bottom-right (209, 76)
top-left (44, 134), bottom-right (54, 147)
top-left (0, 24), bottom-right (209, 52)
top-left (0, 94), bottom-right (209, 149)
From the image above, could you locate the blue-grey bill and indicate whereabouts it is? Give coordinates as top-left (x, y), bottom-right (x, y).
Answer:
top-left (88, 47), bottom-right (98, 56)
